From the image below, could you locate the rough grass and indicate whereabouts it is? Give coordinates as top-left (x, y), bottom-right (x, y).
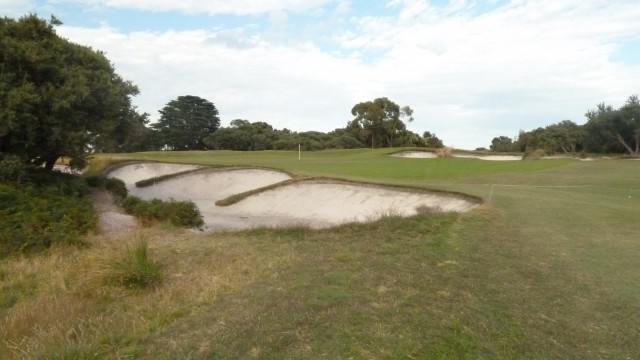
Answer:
top-left (1, 150), bottom-right (639, 358)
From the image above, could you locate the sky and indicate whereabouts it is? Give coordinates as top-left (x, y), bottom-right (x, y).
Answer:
top-left (3, 0), bottom-right (640, 149)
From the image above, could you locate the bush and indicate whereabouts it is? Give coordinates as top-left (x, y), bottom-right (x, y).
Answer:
top-left (0, 171), bottom-right (96, 256)
top-left (122, 196), bottom-right (203, 228)
top-left (85, 175), bottom-right (128, 200)
top-left (105, 178), bottom-right (128, 200)
top-left (0, 155), bottom-right (28, 182)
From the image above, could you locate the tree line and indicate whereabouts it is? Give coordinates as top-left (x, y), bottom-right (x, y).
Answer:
top-left (0, 14), bottom-right (443, 170)
top-left (490, 95), bottom-right (640, 157)
top-left (130, 95), bottom-right (445, 152)
top-left (2, 14), bottom-right (637, 175)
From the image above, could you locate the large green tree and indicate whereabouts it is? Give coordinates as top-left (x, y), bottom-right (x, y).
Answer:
top-left (490, 136), bottom-right (516, 152)
top-left (152, 95), bottom-right (220, 150)
top-left (516, 120), bottom-right (584, 155)
top-left (584, 96), bottom-right (640, 156)
top-left (347, 97), bottom-right (414, 148)
top-left (203, 119), bottom-right (277, 151)
top-left (0, 14), bottom-right (141, 169)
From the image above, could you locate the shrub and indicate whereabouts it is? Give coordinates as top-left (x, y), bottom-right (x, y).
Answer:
top-left (122, 196), bottom-right (203, 228)
top-left (0, 171), bottom-right (96, 256)
top-left (85, 175), bottom-right (128, 200)
top-left (0, 155), bottom-right (28, 182)
top-left (104, 178), bottom-right (128, 200)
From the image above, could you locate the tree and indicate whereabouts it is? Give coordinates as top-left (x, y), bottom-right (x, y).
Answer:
top-left (202, 119), bottom-right (277, 151)
top-left (584, 96), bottom-right (640, 156)
top-left (516, 121), bottom-right (584, 155)
top-left (93, 107), bottom-right (160, 152)
top-left (347, 97), bottom-right (413, 148)
top-left (422, 131), bottom-right (444, 148)
top-left (152, 95), bottom-right (220, 150)
top-left (617, 95), bottom-right (640, 156)
top-left (540, 120), bottom-right (584, 155)
top-left (0, 14), bottom-right (141, 169)
top-left (490, 136), bottom-right (515, 152)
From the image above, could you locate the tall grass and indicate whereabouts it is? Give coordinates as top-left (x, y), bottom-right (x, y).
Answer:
top-left (93, 237), bottom-right (164, 290)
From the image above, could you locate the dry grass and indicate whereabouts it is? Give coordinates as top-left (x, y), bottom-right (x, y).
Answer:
top-left (2, 152), bottom-right (639, 358)
top-left (436, 146), bottom-right (454, 157)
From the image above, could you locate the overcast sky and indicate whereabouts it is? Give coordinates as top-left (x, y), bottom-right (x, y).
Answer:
top-left (3, 0), bottom-right (640, 149)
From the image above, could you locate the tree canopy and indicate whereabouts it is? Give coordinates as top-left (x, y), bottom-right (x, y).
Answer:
top-left (347, 97), bottom-right (415, 148)
top-left (152, 95), bottom-right (220, 150)
top-left (583, 96), bottom-right (640, 156)
top-left (0, 14), bottom-right (141, 169)
top-left (489, 94), bottom-right (639, 157)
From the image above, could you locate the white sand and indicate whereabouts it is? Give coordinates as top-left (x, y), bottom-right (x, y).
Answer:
top-left (390, 151), bottom-right (438, 159)
top-left (452, 154), bottom-right (522, 161)
top-left (106, 162), bottom-right (480, 232)
top-left (391, 151), bottom-right (522, 161)
top-left (226, 180), bottom-right (477, 229)
top-left (107, 162), bottom-right (203, 185)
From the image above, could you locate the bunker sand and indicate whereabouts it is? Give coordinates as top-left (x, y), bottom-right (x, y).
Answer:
top-left (106, 162), bottom-right (480, 232)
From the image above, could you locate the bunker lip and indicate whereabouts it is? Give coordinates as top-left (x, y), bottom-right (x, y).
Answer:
top-left (105, 162), bottom-right (481, 233)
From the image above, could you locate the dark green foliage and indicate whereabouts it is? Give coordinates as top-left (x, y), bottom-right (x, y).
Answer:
top-left (85, 175), bottom-right (128, 201)
top-left (516, 120), bottom-right (584, 155)
top-left (152, 95), bottom-right (220, 150)
top-left (510, 94), bottom-right (639, 156)
top-left (0, 170), bottom-right (96, 256)
top-left (490, 135), bottom-right (517, 152)
top-left (122, 196), bottom-right (203, 227)
top-left (347, 97), bottom-right (415, 148)
top-left (203, 119), bottom-right (278, 151)
top-left (422, 131), bottom-right (444, 148)
top-left (0, 14), bottom-right (144, 169)
top-left (583, 95), bottom-right (640, 156)
top-left (0, 154), bottom-right (29, 182)
top-left (202, 118), bottom-right (428, 151)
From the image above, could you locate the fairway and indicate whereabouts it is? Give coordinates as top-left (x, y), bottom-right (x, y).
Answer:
top-left (2, 149), bottom-right (639, 359)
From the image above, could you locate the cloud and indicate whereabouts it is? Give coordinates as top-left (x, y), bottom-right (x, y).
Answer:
top-left (29, 0), bottom-right (640, 148)
top-left (1, 0), bottom-right (35, 16)
top-left (52, 0), bottom-right (335, 15)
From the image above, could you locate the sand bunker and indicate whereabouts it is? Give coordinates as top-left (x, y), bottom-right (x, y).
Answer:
top-left (391, 151), bottom-right (522, 161)
top-left (106, 162), bottom-right (480, 232)
top-left (452, 154), bottom-right (522, 161)
top-left (390, 151), bottom-right (438, 159)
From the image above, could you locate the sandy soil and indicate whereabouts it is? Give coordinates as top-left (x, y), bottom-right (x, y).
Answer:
top-left (91, 189), bottom-right (137, 235)
top-left (104, 162), bottom-right (480, 232)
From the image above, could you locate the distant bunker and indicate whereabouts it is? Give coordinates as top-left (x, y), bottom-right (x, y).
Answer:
top-left (390, 151), bottom-right (522, 161)
top-left (106, 162), bottom-right (481, 232)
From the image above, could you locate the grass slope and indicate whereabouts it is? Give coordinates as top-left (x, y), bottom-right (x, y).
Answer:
top-left (1, 150), bottom-right (639, 359)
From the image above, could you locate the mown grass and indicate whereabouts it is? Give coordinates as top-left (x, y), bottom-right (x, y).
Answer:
top-left (101, 148), bottom-right (571, 183)
top-left (1, 149), bottom-right (639, 359)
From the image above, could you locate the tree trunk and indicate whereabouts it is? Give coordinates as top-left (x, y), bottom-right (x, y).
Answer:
top-left (615, 133), bottom-right (637, 156)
